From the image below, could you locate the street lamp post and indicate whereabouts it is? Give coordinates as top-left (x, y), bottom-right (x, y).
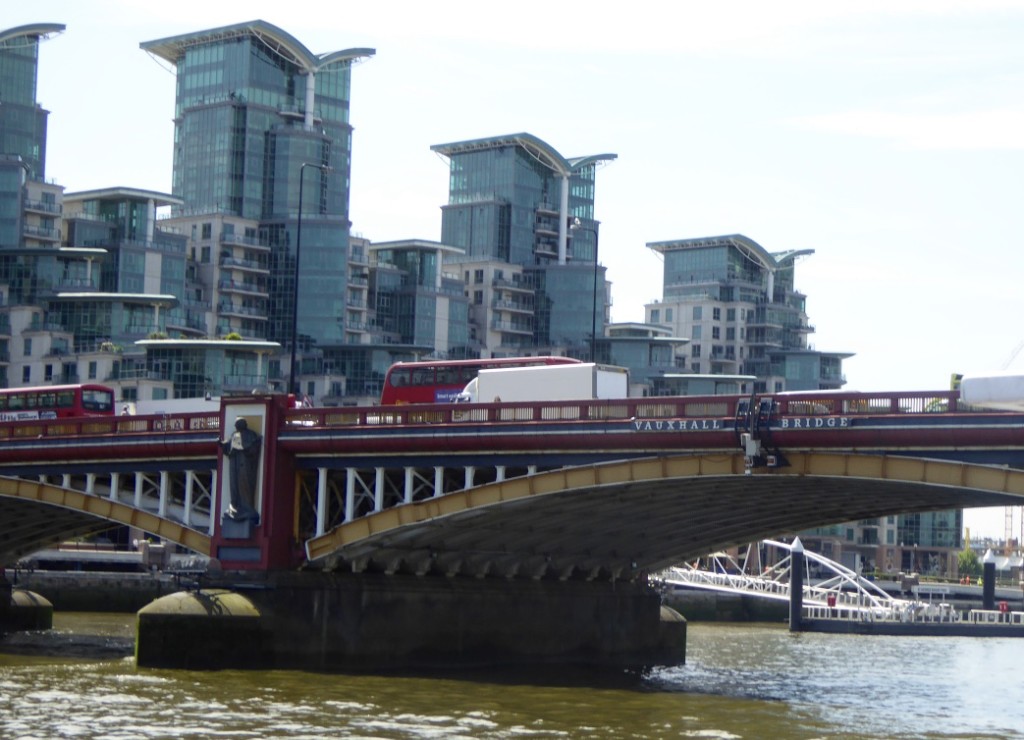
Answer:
top-left (571, 218), bottom-right (601, 362)
top-left (290, 162), bottom-right (330, 396)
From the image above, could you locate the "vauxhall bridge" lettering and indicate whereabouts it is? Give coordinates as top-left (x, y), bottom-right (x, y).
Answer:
top-left (778, 416), bottom-right (850, 428)
top-left (631, 416), bottom-right (852, 431)
top-left (633, 419), bottom-right (724, 431)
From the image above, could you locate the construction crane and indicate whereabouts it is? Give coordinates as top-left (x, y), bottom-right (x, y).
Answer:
top-left (1002, 340), bottom-right (1024, 551)
top-left (1004, 340), bottom-right (1024, 371)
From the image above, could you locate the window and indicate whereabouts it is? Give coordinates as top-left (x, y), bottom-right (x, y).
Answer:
top-left (44, 364), bottom-right (53, 382)
top-left (473, 290), bottom-right (483, 305)
top-left (713, 307), bottom-right (721, 321)
top-left (22, 366), bottom-right (30, 383)
top-left (691, 326), bottom-right (702, 340)
top-left (712, 327), bottom-right (720, 339)
top-left (88, 361), bottom-right (97, 379)
top-left (726, 328), bottom-right (735, 341)
top-left (691, 344), bottom-right (701, 358)
top-left (474, 269), bottom-right (484, 284)
top-left (23, 338), bottom-right (31, 357)
top-left (692, 306), bottom-right (702, 320)
top-left (201, 222), bottom-right (212, 239)
top-left (727, 308), bottom-right (736, 322)
top-left (201, 246), bottom-right (211, 263)
top-left (665, 308), bottom-right (673, 322)
top-left (650, 309), bottom-right (660, 323)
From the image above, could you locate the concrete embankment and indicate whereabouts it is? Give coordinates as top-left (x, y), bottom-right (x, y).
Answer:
top-left (663, 589), bottom-right (788, 622)
top-left (9, 570), bottom-right (180, 613)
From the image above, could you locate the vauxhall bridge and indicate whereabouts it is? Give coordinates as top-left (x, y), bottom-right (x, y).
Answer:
top-left (2, 388), bottom-right (1023, 671)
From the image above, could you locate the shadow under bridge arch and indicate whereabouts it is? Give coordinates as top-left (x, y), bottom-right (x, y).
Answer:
top-left (0, 476), bottom-right (212, 564)
top-left (303, 452), bottom-right (1024, 581)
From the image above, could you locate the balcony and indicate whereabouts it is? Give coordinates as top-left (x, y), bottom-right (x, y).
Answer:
top-left (492, 300), bottom-right (533, 314)
top-left (492, 277), bottom-right (534, 292)
top-left (22, 224), bottom-right (61, 242)
top-left (25, 319), bottom-right (66, 333)
top-left (222, 373), bottom-right (269, 392)
top-left (219, 256), bottom-right (270, 275)
top-left (55, 278), bottom-right (98, 291)
top-left (24, 199), bottom-right (62, 216)
top-left (491, 320), bottom-right (533, 336)
top-left (45, 373), bottom-right (81, 385)
top-left (217, 279), bottom-right (268, 297)
top-left (217, 303), bottom-right (268, 320)
top-left (220, 233), bottom-right (269, 251)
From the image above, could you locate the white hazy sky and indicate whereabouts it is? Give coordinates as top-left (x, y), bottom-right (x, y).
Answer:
top-left (7, 0), bottom-right (1023, 539)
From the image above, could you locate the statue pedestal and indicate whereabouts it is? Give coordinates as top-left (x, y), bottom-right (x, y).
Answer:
top-left (221, 515), bottom-right (256, 541)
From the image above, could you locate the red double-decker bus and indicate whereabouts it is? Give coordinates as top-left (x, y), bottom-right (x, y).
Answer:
top-left (380, 357), bottom-right (581, 405)
top-left (0, 384), bottom-right (116, 421)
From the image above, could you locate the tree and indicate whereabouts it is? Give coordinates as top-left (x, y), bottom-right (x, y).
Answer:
top-left (957, 547), bottom-right (980, 578)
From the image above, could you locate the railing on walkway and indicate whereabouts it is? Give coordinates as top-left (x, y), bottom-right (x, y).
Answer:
top-left (658, 538), bottom-right (908, 616)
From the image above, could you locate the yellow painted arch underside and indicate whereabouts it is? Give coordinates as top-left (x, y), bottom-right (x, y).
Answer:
top-left (0, 476), bottom-right (211, 556)
top-left (304, 452), bottom-right (1024, 562)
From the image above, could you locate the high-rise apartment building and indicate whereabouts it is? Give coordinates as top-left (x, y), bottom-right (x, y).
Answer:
top-left (0, 23), bottom-right (277, 401)
top-left (141, 21), bottom-right (375, 393)
top-left (431, 134), bottom-right (616, 360)
top-left (646, 234), bottom-right (851, 393)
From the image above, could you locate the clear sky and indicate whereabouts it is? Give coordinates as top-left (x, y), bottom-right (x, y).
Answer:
top-left (7, 0), bottom-right (1023, 540)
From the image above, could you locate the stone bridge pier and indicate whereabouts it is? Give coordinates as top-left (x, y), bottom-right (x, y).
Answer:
top-left (136, 395), bottom-right (686, 673)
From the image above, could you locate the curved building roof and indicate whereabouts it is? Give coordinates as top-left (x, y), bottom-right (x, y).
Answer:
top-left (431, 132), bottom-right (616, 177)
top-left (63, 187), bottom-right (182, 208)
top-left (0, 23), bottom-right (66, 46)
top-left (140, 19), bottom-right (374, 73)
top-left (646, 234), bottom-right (814, 271)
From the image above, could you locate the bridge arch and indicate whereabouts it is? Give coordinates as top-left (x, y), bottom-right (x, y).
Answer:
top-left (0, 476), bottom-right (211, 563)
top-left (305, 452), bottom-right (1024, 580)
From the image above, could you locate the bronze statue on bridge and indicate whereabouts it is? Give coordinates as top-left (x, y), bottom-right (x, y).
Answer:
top-left (222, 418), bottom-right (261, 524)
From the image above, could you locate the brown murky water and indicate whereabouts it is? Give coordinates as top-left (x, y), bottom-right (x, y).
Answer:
top-left (2, 614), bottom-right (1022, 739)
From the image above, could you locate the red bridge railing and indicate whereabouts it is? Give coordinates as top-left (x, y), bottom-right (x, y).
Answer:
top-left (0, 390), bottom-right (977, 442)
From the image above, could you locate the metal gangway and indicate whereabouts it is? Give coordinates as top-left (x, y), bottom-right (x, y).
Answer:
top-left (658, 539), bottom-right (914, 618)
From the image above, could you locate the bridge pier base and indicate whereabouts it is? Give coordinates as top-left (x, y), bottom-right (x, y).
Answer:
top-left (136, 571), bottom-right (686, 676)
top-left (1, 577), bottom-right (53, 632)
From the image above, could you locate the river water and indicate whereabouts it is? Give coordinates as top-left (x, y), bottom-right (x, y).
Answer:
top-left (2, 613), bottom-right (1022, 739)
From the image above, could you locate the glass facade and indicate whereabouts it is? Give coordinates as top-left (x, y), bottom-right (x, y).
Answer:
top-left (0, 160), bottom-right (25, 249)
top-left (0, 26), bottom-right (53, 181)
top-left (142, 21), bottom-right (372, 356)
top-left (649, 235), bottom-right (844, 392)
top-left (433, 135), bottom-right (612, 357)
top-left (530, 264), bottom-right (604, 349)
top-left (440, 146), bottom-right (596, 267)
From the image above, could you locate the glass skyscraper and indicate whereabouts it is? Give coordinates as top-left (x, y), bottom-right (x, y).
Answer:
top-left (0, 24), bottom-right (64, 182)
top-left (141, 21), bottom-right (374, 382)
top-left (647, 234), bottom-right (851, 393)
top-left (431, 134), bottom-right (615, 359)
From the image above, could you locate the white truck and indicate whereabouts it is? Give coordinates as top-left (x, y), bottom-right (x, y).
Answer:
top-left (456, 363), bottom-right (629, 403)
top-left (959, 371), bottom-right (1024, 411)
